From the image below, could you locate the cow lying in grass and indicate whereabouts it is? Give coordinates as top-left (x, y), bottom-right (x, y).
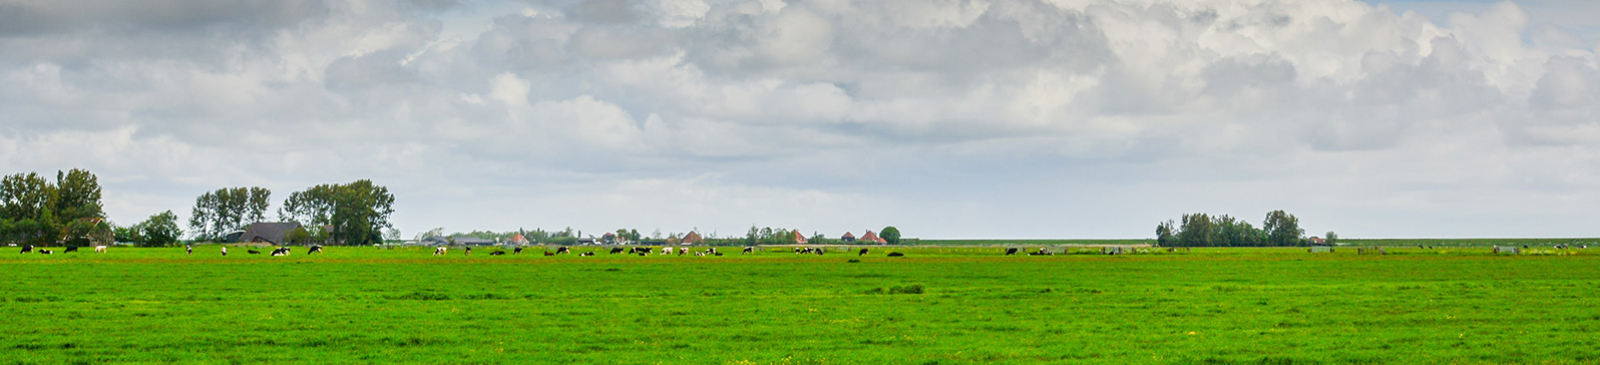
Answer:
top-left (887, 252), bottom-right (904, 257)
top-left (248, 249), bottom-right (261, 255)
top-left (489, 251), bottom-right (506, 256)
top-left (39, 249), bottom-right (53, 255)
top-left (64, 246), bottom-right (78, 253)
top-left (579, 252), bottom-right (595, 257)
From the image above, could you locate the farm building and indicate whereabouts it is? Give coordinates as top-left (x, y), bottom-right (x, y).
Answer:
top-left (861, 230), bottom-right (887, 244)
top-left (841, 232), bottom-right (857, 243)
top-left (680, 231), bottom-right (703, 245)
top-left (508, 233), bottom-right (528, 245)
top-left (793, 230), bottom-right (808, 244)
top-left (451, 236), bottom-right (497, 246)
top-left (236, 222), bottom-right (303, 245)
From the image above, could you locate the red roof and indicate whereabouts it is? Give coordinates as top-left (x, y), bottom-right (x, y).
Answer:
top-left (793, 230), bottom-right (808, 244)
top-left (861, 230), bottom-right (885, 244)
top-left (842, 232), bottom-right (856, 239)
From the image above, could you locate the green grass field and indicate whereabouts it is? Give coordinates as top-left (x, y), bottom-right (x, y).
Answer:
top-left (3, 245), bottom-right (1598, 364)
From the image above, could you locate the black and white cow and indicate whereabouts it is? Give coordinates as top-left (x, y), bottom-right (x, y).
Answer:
top-left (814, 248), bottom-right (824, 256)
top-left (610, 247), bottom-right (626, 254)
top-left (271, 247), bottom-right (289, 256)
top-left (513, 247), bottom-right (524, 254)
top-left (434, 247), bottom-right (448, 256)
top-left (308, 245), bottom-right (323, 255)
top-left (742, 246), bottom-right (754, 254)
top-left (556, 246), bottom-right (571, 255)
top-left (39, 249), bottom-right (53, 255)
top-left (220, 247), bottom-right (228, 256)
top-left (464, 247), bottom-right (472, 256)
top-left (1005, 248), bottom-right (1019, 255)
top-left (489, 251), bottom-right (506, 256)
top-left (677, 247), bottom-right (688, 256)
top-left (20, 245), bottom-right (33, 254)
top-left (886, 252), bottom-right (904, 257)
top-left (704, 247), bottom-right (718, 255)
top-left (579, 252), bottom-right (595, 257)
top-left (248, 249), bottom-right (261, 255)
top-left (186, 245), bottom-right (193, 255)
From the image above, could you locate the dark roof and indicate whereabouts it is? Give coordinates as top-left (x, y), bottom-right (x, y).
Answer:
top-left (451, 236), bottom-right (497, 245)
top-left (237, 222), bottom-right (303, 244)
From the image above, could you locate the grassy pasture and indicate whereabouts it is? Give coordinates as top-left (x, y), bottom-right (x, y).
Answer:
top-left (3, 245), bottom-right (1598, 364)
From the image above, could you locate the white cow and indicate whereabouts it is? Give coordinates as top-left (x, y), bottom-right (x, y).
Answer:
top-left (94, 245), bottom-right (107, 253)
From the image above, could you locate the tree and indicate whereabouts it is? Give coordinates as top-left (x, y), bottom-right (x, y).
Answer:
top-left (880, 226), bottom-right (902, 245)
top-left (136, 210), bottom-right (183, 246)
top-left (189, 187), bottom-right (271, 242)
top-left (53, 169), bottom-right (104, 223)
top-left (1325, 231), bottom-right (1339, 246)
top-left (1177, 213), bottom-right (1217, 247)
top-left (1155, 220), bottom-right (1176, 247)
top-left (1263, 210), bottom-right (1304, 247)
top-left (279, 180), bottom-right (394, 246)
top-left (1, 172), bottom-right (56, 221)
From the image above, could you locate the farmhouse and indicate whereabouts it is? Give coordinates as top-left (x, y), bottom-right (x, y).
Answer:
top-left (840, 232), bottom-right (856, 243)
top-left (680, 231), bottom-right (703, 245)
top-left (861, 230), bottom-right (887, 244)
top-left (793, 230), bottom-right (808, 245)
top-left (508, 233), bottom-right (528, 245)
top-left (1309, 237), bottom-right (1326, 245)
top-left (236, 222), bottom-right (303, 245)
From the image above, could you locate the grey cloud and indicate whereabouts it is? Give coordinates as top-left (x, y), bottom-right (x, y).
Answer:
top-left (0, 0), bottom-right (327, 37)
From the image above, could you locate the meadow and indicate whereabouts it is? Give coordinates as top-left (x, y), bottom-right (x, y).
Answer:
top-left (2, 245), bottom-right (1597, 364)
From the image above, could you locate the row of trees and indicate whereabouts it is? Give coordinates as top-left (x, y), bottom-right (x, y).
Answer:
top-left (189, 180), bottom-right (396, 246)
top-left (1155, 210), bottom-right (1307, 247)
top-left (1, 169), bottom-right (181, 247)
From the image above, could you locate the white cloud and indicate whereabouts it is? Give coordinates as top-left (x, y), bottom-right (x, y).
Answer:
top-left (3, 0), bottom-right (1600, 238)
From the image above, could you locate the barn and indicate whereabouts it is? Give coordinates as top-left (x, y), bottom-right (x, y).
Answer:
top-left (236, 222), bottom-right (304, 245)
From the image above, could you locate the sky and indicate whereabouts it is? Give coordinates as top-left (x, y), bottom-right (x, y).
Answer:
top-left (2, 0), bottom-right (1598, 240)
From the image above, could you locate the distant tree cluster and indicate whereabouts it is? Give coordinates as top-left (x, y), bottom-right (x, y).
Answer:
top-left (188, 187), bottom-right (271, 242)
top-left (1156, 210), bottom-right (1306, 247)
top-left (0, 169), bottom-right (111, 247)
top-left (277, 180), bottom-right (395, 246)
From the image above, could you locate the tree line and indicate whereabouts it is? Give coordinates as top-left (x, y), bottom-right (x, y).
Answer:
top-left (1155, 210), bottom-right (1308, 247)
top-left (0, 169), bottom-right (181, 247)
top-left (424, 225), bottom-right (906, 246)
top-left (190, 180), bottom-right (395, 246)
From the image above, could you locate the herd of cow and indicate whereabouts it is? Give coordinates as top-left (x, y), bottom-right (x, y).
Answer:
top-left (17, 245), bottom-right (108, 255)
top-left (426, 245), bottom-right (908, 257)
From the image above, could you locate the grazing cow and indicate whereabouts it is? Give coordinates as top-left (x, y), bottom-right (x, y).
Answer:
top-left (579, 252), bottom-right (595, 257)
top-left (513, 247), bottom-right (523, 254)
top-left (186, 245), bottom-right (193, 255)
top-left (21, 245), bottom-right (33, 254)
top-left (94, 246), bottom-right (107, 253)
top-left (464, 247), bottom-right (473, 256)
top-left (221, 247), bottom-right (228, 256)
top-left (704, 247), bottom-right (719, 255)
top-left (814, 249), bottom-right (824, 256)
top-left (543, 251), bottom-right (555, 256)
top-left (886, 252), bottom-right (904, 257)
top-left (1035, 248), bottom-right (1053, 256)
top-left (742, 246), bottom-right (754, 254)
top-left (308, 245), bottom-right (323, 255)
top-left (248, 249), bottom-right (262, 255)
top-left (489, 251), bottom-right (506, 256)
top-left (556, 247), bottom-right (571, 255)
top-left (1005, 248), bottom-right (1019, 256)
top-left (638, 252), bottom-right (646, 256)
top-left (64, 246), bottom-right (79, 253)
top-left (858, 248), bottom-right (868, 256)
top-left (39, 249), bottom-right (53, 255)
top-left (610, 247), bottom-right (625, 254)
top-left (678, 247), bottom-right (688, 256)
top-left (638, 247), bottom-right (652, 254)
top-left (434, 247), bottom-right (448, 256)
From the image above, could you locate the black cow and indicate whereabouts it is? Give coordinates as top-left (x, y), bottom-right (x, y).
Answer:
top-left (556, 247), bottom-right (571, 255)
top-left (248, 249), bottom-right (262, 255)
top-left (489, 251), bottom-right (506, 256)
top-left (64, 246), bottom-right (79, 253)
top-left (20, 245), bottom-right (33, 254)
top-left (39, 249), bottom-right (53, 255)
top-left (1005, 248), bottom-right (1019, 255)
top-left (579, 252), bottom-right (595, 257)
top-left (514, 247), bottom-right (524, 254)
top-left (858, 248), bottom-right (868, 256)
top-left (886, 252), bottom-right (904, 257)
top-left (610, 247), bottom-right (625, 254)
top-left (308, 245), bottom-right (323, 255)
top-left (714, 252), bottom-right (724, 256)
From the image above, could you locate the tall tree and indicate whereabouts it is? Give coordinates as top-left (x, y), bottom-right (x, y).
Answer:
top-left (880, 226), bottom-right (902, 245)
top-left (279, 180), bottom-right (394, 246)
top-left (0, 172), bottom-right (55, 221)
top-left (1263, 210), bottom-right (1304, 247)
top-left (53, 169), bottom-right (104, 223)
top-left (189, 187), bottom-right (272, 241)
top-left (1155, 220), bottom-right (1176, 247)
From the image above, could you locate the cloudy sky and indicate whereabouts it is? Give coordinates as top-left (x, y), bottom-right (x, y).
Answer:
top-left (2, 0), bottom-right (1598, 239)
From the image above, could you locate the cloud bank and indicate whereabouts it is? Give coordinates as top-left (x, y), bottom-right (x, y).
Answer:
top-left (1, 0), bottom-right (1598, 238)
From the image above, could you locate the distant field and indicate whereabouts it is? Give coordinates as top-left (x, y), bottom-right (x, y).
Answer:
top-left (3, 245), bottom-right (1598, 363)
